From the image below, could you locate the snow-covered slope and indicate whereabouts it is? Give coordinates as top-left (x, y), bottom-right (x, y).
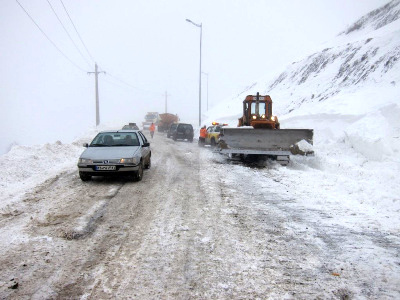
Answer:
top-left (202, 0), bottom-right (400, 231)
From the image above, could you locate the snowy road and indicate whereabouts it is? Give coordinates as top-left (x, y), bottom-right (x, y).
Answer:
top-left (1, 133), bottom-right (399, 299)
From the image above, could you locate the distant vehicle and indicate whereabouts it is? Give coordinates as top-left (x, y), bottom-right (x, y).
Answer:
top-left (167, 123), bottom-right (178, 138)
top-left (158, 113), bottom-right (179, 132)
top-left (170, 123), bottom-right (194, 142)
top-left (122, 123), bottom-right (139, 130)
top-left (205, 122), bottom-right (228, 147)
top-left (142, 112), bottom-right (160, 130)
top-left (77, 130), bottom-right (151, 181)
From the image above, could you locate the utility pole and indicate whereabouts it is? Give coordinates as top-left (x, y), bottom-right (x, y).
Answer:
top-left (186, 19), bottom-right (202, 127)
top-left (88, 63), bottom-right (105, 126)
top-left (164, 91), bottom-right (171, 113)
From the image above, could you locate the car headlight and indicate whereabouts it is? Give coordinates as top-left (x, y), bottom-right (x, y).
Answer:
top-left (79, 158), bottom-right (93, 164)
top-left (261, 114), bottom-right (266, 119)
top-left (119, 158), bottom-right (137, 164)
top-left (252, 115), bottom-right (257, 120)
top-left (271, 116), bottom-right (276, 121)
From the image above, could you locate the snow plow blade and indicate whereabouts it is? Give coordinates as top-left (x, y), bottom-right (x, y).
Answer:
top-left (217, 128), bottom-right (314, 156)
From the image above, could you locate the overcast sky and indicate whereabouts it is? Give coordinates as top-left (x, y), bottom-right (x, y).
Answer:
top-left (0, 0), bottom-right (389, 153)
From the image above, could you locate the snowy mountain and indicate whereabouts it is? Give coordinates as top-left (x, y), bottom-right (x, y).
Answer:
top-left (268, 0), bottom-right (400, 116)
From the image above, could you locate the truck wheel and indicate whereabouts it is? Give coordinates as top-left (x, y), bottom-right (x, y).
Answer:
top-left (79, 172), bottom-right (91, 181)
top-left (173, 134), bottom-right (177, 141)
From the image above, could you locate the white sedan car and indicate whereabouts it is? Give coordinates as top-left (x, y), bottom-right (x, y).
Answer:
top-left (77, 130), bottom-right (151, 181)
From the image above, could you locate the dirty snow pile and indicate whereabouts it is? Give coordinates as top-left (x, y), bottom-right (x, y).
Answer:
top-left (203, 2), bottom-right (400, 233)
top-left (0, 126), bottom-right (104, 212)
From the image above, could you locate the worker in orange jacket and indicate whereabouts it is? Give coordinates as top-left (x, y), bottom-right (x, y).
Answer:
top-left (198, 125), bottom-right (207, 146)
top-left (149, 123), bottom-right (156, 138)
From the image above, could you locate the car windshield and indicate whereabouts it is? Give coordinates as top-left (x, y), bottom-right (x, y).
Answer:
top-left (90, 132), bottom-right (140, 147)
top-left (178, 124), bottom-right (192, 132)
top-left (145, 114), bottom-right (157, 121)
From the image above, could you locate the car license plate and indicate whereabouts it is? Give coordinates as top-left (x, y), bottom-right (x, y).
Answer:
top-left (95, 166), bottom-right (116, 171)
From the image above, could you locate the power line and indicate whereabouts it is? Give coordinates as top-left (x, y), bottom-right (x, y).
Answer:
top-left (46, 0), bottom-right (92, 68)
top-left (54, 1), bottom-right (161, 97)
top-left (106, 73), bottom-right (150, 92)
top-left (15, 0), bottom-right (87, 72)
top-left (59, 0), bottom-right (95, 63)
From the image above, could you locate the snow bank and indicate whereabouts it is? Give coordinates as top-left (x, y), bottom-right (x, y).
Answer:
top-left (0, 126), bottom-right (104, 211)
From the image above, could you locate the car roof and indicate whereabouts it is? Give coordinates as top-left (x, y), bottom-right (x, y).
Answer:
top-left (99, 130), bottom-right (141, 133)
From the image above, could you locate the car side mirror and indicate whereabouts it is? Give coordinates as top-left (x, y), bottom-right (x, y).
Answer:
top-left (83, 143), bottom-right (89, 148)
top-left (143, 142), bottom-right (150, 147)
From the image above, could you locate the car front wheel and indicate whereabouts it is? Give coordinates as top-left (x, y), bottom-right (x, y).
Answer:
top-left (135, 162), bottom-right (143, 181)
top-left (79, 172), bottom-right (91, 181)
top-left (145, 156), bottom-right (151, 169)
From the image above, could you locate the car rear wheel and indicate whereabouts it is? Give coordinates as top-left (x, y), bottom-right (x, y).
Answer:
top-left (79, 172), bottom-right (91, 181)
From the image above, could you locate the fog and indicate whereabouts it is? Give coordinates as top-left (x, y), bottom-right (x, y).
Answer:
top-left (0, 0), bottom-right (388, 154)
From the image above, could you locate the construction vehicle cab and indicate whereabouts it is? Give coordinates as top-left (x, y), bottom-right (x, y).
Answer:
top-left (238, 93), bottom-right (280, 129)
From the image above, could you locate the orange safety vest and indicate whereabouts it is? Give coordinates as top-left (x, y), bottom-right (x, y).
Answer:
top-left (149, 124), bottom-right (156, 132)
top-left (200, 128), bottom-right (207, 138)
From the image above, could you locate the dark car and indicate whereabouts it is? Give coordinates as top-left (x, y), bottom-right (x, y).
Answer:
top-left (167, 123), bottom-right (178, 138)
top-left (171, 123), bottom-right (194, 142)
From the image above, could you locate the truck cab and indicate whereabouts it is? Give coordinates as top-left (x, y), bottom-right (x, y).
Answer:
top-left (238, 93), bottom-right (280, 129)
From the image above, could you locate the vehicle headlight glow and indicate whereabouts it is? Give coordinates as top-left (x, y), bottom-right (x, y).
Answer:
top-left (79, 158), bottom-right (93, 164)
top-left (271, 116), bottom-right (276, 121)
top-left (261, 114), bottom-right (266, 119)
top-left (252, 115), bottom-right (257, 120)
top-left (120, 158), bottom-right (135, 164)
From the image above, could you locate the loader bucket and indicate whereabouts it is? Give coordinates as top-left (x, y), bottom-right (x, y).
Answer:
top-left (219, 128), bottom-right (313, 155)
